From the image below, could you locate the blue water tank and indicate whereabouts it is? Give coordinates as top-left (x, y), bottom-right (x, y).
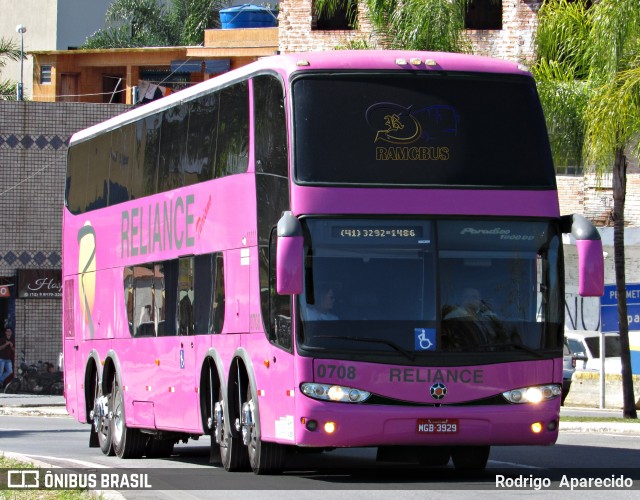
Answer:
top-left (220, 4), bottom-right (278, 29)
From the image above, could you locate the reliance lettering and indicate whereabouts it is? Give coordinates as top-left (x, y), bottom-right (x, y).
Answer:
top-left (389, 367), bottom-right (483, 384)
top-left (121, 194), bottom-right (194, 258)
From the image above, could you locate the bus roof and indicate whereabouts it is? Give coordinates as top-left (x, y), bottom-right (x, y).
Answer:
top-left (70, 50), bottom-right (530, 145)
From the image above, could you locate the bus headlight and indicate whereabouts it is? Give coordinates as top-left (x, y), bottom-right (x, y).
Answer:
top-left (502, 384), bottom-right (561, 404)
top-left (301, 383), bottom-right (371, 403)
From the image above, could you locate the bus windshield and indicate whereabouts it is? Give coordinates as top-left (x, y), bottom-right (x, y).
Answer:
top-left (297, 218), bottom-right (563, 363)
top-left (292, 72), bottom-right (555, 188)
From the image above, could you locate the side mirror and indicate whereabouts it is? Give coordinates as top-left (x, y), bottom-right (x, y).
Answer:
top-left (561, 214), bottom-right (604, 297)
top-left (276, 212), bottom-right (303, 295)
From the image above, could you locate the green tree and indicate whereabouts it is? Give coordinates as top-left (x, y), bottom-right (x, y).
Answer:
top-left (170, 0), bottom-right (226, 46)
top-left (83, 0), bottom-right (229, 49)
top-left (534, 0), bottom-right (639, 419)
top-left (314, 0), bottom-right (471, 52)
top-left (0, 37), bottom-right (21, 100)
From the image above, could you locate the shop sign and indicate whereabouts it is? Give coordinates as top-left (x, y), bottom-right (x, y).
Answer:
top-left (17, 269), bottom-right (62, 298)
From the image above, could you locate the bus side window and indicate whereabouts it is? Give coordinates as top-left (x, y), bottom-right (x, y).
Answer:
top-left (159, 105), bottom-right (188, 192)
top-left (178, 257), bottom-right (195, 335)
top-left (194, 254), bottom-right (213, 334)
top-left (254, 74), bottom-right (287, 178)
top-left (124, 266), bottom-right (134, 336)
top-left (211, 253), bottom-right (225, 334)
top-left (132, 263), bottom-right (155, 337)
top-left (216, 82), bottom-right (249, 177)
top-left (161, 260), bottom-right (178, 336)
top-left (153, 263), bottom-right (166, 336)
top-left (192, 253), bottom-right (225, 335)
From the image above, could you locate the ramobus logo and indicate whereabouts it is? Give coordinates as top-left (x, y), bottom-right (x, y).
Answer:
top-left (460, 227), bottom-right (511, 236)
top-left (460, 227), bottom-right (535, 241)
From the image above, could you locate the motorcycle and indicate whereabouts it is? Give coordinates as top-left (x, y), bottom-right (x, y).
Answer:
top-left (3, 362), bottom-right (63, 395)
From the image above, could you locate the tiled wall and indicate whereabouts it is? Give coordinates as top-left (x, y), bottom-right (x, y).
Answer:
top-left (0, 101), bottom-right (129, 372)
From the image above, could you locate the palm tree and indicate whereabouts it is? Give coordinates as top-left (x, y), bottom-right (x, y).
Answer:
top-left (0, 37), bottom-right (21, 100)
top-left (534, 0), bottom-right (638, 419)
top-left (314, 0), bottom-right (472, 52)
top-left (82, 0), bottom-right (229, 49)
top-left (169, 0), bottom-right (228, 46)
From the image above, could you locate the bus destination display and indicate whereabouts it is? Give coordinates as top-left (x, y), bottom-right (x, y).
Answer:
top-left (332, 226), bottom-right (423, 239)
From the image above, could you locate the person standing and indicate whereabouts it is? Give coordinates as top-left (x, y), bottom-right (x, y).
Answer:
top-left (0, 327), bottom-right (15, 388)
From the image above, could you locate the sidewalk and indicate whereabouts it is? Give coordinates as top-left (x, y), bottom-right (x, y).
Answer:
top-left (0, 393), bottom-right (67, 416)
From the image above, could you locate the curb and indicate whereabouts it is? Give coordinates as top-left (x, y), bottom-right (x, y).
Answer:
top-left (0, 406), bottom-right (68, 417)
top-left (559, 421), bottom-right (640, 434)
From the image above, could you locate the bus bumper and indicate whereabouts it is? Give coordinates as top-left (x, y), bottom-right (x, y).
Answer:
top-left (292, 398), bottom-right (560, 447)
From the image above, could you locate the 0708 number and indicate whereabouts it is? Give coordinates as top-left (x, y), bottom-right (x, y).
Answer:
top-left (316, 364), bottom-right (356, 380)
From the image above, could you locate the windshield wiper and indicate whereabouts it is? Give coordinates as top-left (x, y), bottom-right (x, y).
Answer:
top-left (315, 335), bottom-right (416, 361)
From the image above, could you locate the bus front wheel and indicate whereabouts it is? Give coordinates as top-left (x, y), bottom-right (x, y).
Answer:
top-left (243, 383), bottom-right (286, 475)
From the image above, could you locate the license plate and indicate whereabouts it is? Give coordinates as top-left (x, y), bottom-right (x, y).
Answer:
top-left (417, 418), bottom-right (459, 434)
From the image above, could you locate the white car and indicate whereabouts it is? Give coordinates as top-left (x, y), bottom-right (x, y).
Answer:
top-left (564, 330), bottom-right (622, 373)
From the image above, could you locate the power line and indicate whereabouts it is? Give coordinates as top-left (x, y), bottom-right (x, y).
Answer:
top-left (0, 159), bottom-right (56, 198)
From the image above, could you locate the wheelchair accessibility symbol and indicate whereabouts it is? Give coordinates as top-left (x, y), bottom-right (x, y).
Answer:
top-left (415, 328), bottom-right (436, 351)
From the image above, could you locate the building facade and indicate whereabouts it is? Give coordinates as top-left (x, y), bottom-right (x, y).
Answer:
top-left (278, 0), bottom-right (542, 64)
top-left (0, 101), bottom-right (128, 373)
top-left (0, 0), bottom-right (113, 100)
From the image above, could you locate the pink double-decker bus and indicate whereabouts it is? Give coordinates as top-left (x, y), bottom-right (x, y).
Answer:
top-left (63, 50), bottom-right (604, 474)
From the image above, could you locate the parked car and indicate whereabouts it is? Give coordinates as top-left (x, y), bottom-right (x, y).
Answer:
top-left (564, 330), bottom-right (622, 373)
top-left (562, 339), bottom-right (576, 405)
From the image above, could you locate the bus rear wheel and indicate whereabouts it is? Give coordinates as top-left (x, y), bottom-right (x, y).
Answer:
top-left (92, 372), bottom-right (113, 455)
top-left (218, 387), bottom-right (249, 471)
top-left (110, 375), bottom-right (145, 459)
top-left (244, 383), bottom-right (286, 475)
top-left (451, 446), bottom-right (490, 471)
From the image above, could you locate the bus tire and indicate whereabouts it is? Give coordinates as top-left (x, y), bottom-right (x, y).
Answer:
top-left (451, 446), bottom-right (490, 471)
top-left (201, 362), bottom-right (221, 465)
top-left (92, 372), bottom-right (113, 455)
top-left (110, 375), bottom-right (145, 459)
top-left (219, 387), bottom-right (249, 472)
top-left (245, 383), bottom-right (286, 475)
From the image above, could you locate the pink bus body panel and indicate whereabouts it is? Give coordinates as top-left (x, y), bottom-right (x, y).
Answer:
top-left (292, 187), bottom-right (560, 218)
top-left (63, 50), bottom-right (564, 452)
